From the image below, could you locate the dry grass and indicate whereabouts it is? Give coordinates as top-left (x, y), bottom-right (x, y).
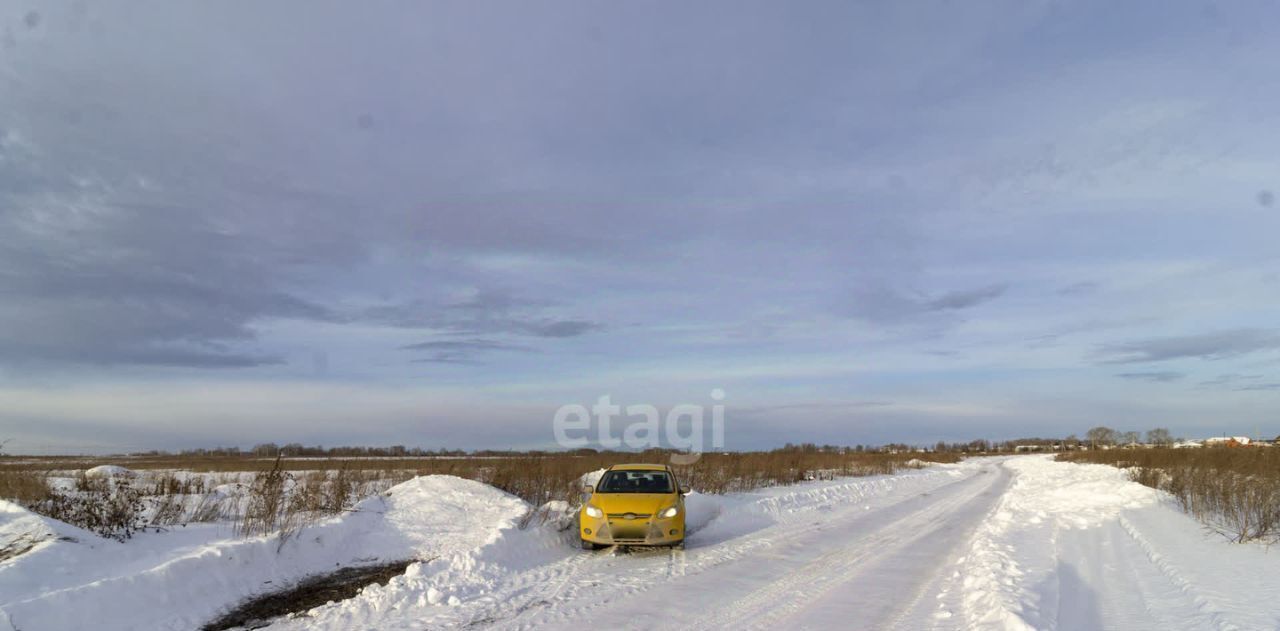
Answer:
top-left (0, 469), bottom-right (53, 504)
top-left (1, 448), bottom-right (960, 541)
top-left (28, 477), bottom-right (148, 541)
top-left (1058, 447), bottom-right (1280, 543)
top-left (234, 460), bottom-right (415, 543)
top-left (236, 455), bottom-right (292, 540)
top-left (4, 448), bottom-right (959, 502)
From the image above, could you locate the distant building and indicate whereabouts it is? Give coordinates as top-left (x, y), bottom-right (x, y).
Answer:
top-left (1203, 436), bottom-right (1252, 447)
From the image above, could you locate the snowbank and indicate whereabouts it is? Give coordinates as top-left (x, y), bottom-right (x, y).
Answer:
top-left (84, 465), bottom-right (138, 479)
top-left (578, 468), bottom-right (606, 489)
top-left (0, 475), bottom-right (528, 631)
top-left (0, 501), bottom-right (90, 563)
top-left (940, 456), bottom-right (1160, 629)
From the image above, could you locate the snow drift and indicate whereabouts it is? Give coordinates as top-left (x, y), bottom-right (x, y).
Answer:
top-left (0, 476), bottom-right (527, 631)
top-left (13, 458), bottom-right (1274, 631)
top-left (83, 465), bottom-right (139, 479)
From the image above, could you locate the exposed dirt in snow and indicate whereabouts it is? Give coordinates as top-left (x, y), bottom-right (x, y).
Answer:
top-left (202, 559), bottom-right (417, 631)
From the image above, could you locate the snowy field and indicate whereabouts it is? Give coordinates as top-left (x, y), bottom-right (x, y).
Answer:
top-left (2, 455), bottom-right (1278, 630)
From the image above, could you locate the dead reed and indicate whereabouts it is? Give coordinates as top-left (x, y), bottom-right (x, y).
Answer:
top-left (1, 448), bottom-right (959, 541)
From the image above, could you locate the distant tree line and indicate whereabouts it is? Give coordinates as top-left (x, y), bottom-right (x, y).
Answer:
top-left (1082, 426), bottom-right (1175, 448)
top-left (119, 427), bottom-right (1189, 459)
top-left (129, 442), bottom-right (967, 458)
top-left (142, 444), bottom-right (471, 458)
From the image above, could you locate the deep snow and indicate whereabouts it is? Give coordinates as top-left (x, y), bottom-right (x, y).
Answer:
top-left (82, 465), bottom-right (139, 479)
top-left (2, 456), bottom-right (1278, 630)
top-left (1, 476), bottom-right (527, 630)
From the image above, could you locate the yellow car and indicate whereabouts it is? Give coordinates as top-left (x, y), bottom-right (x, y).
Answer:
top-left (580, 463), bottom-right (688, 549)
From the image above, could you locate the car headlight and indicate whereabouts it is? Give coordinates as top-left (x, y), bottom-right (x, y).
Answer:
top-left (659, 505), bottom-right (679, 519)
top-left (585, 504), bottom-right (604, 518)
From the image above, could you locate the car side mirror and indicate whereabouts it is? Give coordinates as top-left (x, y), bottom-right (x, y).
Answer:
top-left (582, 484), bottom-right (594, 494)
top-left (679, 485), bottom-right (691, 495)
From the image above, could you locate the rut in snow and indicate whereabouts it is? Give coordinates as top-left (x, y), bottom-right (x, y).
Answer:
top-left (202, 559), bottom-right (417, 631)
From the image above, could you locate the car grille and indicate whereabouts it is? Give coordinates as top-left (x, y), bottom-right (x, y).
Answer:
top-left (610, 525), bottom-right (649, 540)
top-left (607, 513), bottom-right (652, 519)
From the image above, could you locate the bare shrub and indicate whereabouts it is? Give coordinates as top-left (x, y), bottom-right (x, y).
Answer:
top-left (29, 479), bottom-right (147, 541)
top-left (324, 465), bottom-right (356, 514)
top-left (4, 469), bottom-right (152, 540)
top-left (1128, 466), bottom-right (1163, 489)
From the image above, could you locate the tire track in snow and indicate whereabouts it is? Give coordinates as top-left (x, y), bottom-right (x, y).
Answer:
top-left (483, 545), bottom-right (687, 630)
top-left (682, 462), bottom-right (1008, 630)
top-left (461, 546), bottom-right (602, 629)
top-left (1049, 520), bottom-right (1224, 631)
top-left (934, 456), bottom-right (1275, 631)
top-left (465, 465), bottom-right (991, 630)
top-left (479, 543), bottom-right (686, 630)
top-left (1115, 515), bottom-right (1247, 631)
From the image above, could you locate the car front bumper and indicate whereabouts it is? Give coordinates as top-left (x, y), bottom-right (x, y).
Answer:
top-left (581, 515), bottom-right (683, 545)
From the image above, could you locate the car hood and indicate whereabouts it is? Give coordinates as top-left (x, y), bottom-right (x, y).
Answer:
top-left (588, 493), bottom-right (675, 515)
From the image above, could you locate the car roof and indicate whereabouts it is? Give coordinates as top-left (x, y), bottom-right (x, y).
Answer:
top-left (608, 463), bottom-right (669, 471)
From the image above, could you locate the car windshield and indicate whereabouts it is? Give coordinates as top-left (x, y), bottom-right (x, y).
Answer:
top-left (597, 470), bottom-right (673, 494)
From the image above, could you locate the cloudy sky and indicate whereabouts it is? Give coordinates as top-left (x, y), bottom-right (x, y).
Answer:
top-left (2, 1), bottom-right (1279, 453)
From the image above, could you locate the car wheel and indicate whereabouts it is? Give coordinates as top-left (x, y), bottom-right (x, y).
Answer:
top-left (671, 540), bottom-right (685, 550)
top-left (580, 539), bottom-right (598, 550)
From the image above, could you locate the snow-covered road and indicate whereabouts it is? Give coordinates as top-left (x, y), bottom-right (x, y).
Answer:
top-left (504, 460), bottom-right (1010, 630)
top-left (459, 456), bottom-right (1279, 631)
top-left (5, 456), bottom-right (1279, 630)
